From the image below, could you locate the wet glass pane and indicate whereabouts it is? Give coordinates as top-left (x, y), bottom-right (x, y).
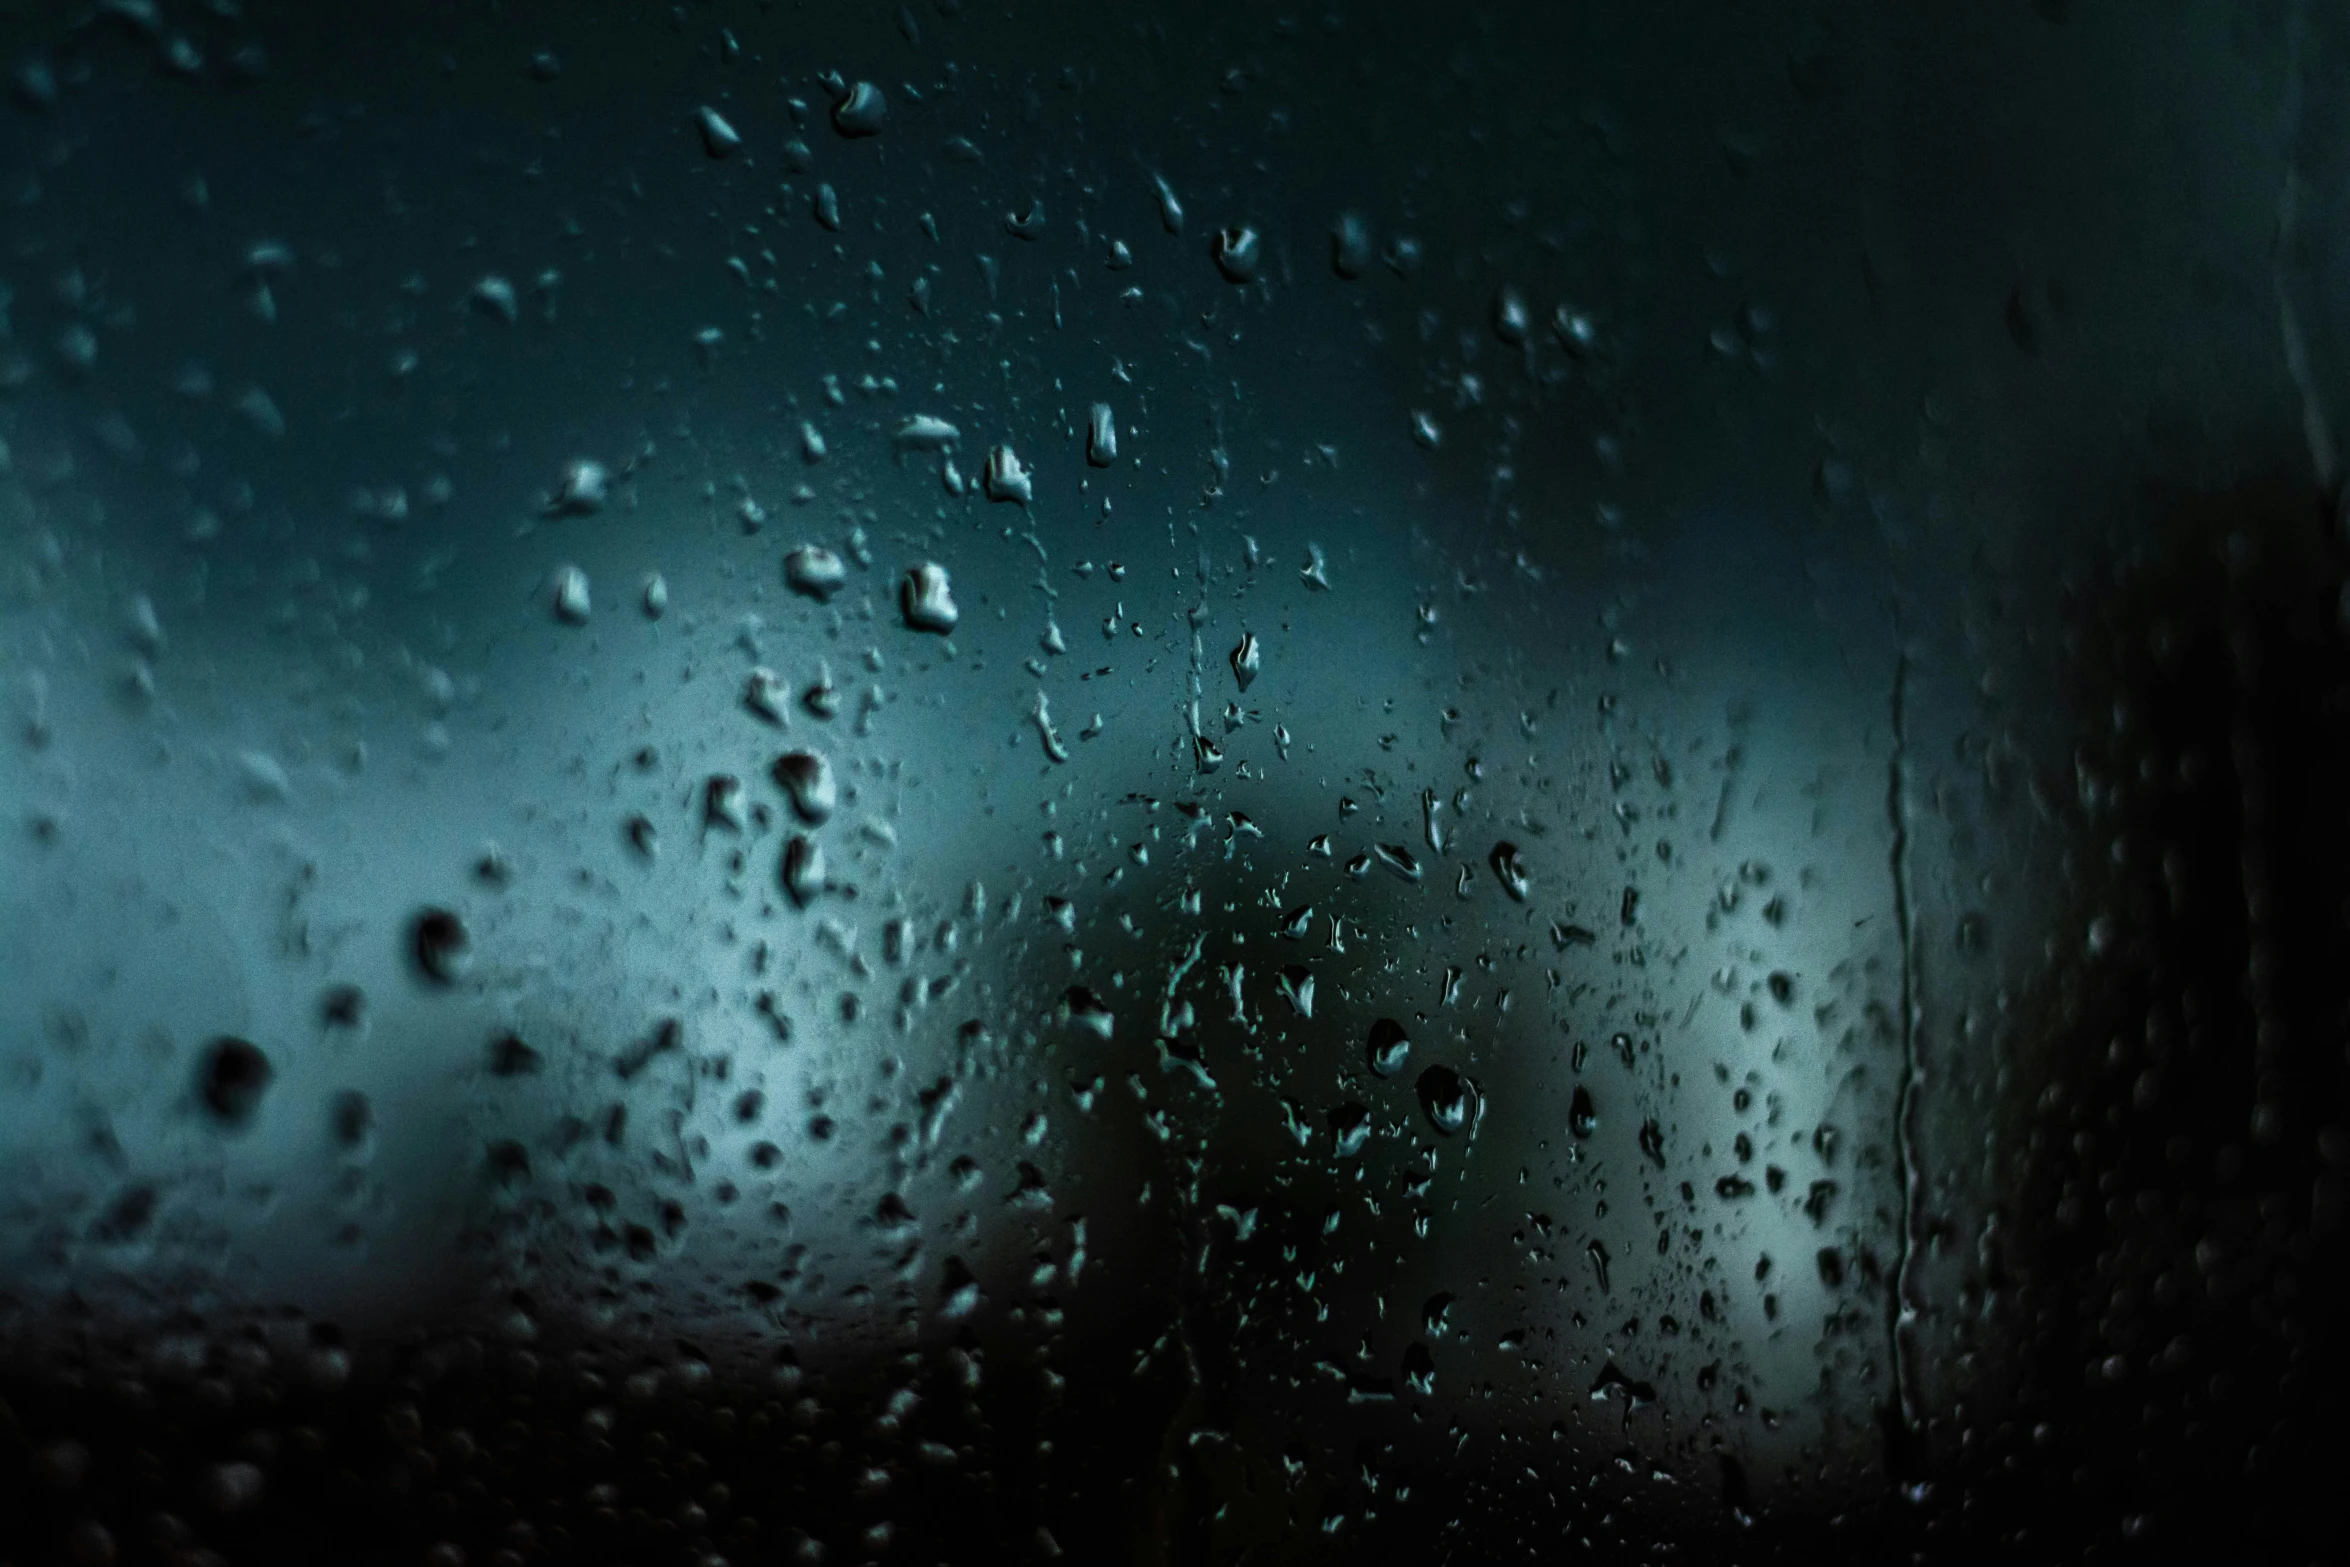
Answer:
top-left (2, 3), bottom-right (2343, 1562)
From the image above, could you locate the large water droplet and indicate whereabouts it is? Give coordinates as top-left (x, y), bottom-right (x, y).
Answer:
top-left (1062, 986), bottom-right (1115, 1039)
top-left (1230, 631), bottom-right (1260, 691)
top-left (704, 774), bottom-right (746, 832)
top-left (781, 836), bottom-right (825, 906)
top-left (470, 274), bottom-right (519, 322)
top-left (940, 1257), bottom-right (981, 1319)
top-left (1277, 964), bottom-right (1315, 1018)
top-left (1086, 403), bottom-right (1118, 466)
top-left (197, 1037), bottom-right (271, 1126)
top-left (1489, 840), bottom-right (1530, 901)
top-left (894, 414), bottom-right (961, 451)
top-left (1402, 1342), bottom-right (1436, 1395)
top-left (412, 908), bottom-right (471, 985)
top-left (1416, 1065), bottom-right (1478, 1136)
top-left (1329, 1103), bottom-right (1371, 1158)
top-left (1367, 1018), bottom-right (1410, 1078)
top-left (1004, 199), bottom-right (1047, 240)
top-left (1569, 1084), bottom-right (1598, 1138)
top-left (1212, 225), bottom-right (1260, 283)
top-left (982, 444), bottom-right (1032, 503)
top-left (900, 562), bottom-right (959, 633)
top-left (832, 80), bottom-right (886, 136)
top-left (771, 750), bottom-right (837, 823)
top-left (785, 544), bottom-right (849, 600)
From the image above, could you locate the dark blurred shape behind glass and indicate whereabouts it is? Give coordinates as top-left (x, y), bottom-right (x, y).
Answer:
top-left (1, 2), bottom-right (2345, 1563)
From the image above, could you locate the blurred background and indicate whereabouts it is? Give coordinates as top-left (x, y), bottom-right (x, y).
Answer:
top-left (0, 1), bottom-right (2344, 1562)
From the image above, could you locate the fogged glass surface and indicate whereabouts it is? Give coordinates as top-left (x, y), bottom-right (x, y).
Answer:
top-left (2, 3), bottom-right (2344, 1562)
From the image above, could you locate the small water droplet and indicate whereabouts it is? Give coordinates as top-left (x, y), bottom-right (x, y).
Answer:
top-left (206, 1460), bottom-right (267, 1515)
top-left (1492, 284), bottom-right (1530, 343)
top-left (235, 385), bottom-right (285, 437)
top-left (745, 667), bottom-right (791, 724)
top-left (802, 667), bottom-right (840, 719)
top-left (1332, 212), bottom-right (1371, 278)
top-left (1553, 304), bottom-right (1599, 357)
top-left (470, 274), bottom-right (519, 322)
top-left (547, 457), bottom-right (609, 515)
top-left (238, 750), bottom-right (291, 803)
top-left (696, 105), bottom-right (742, 158)
top-left (552, 564), bottom-right (591, 624)
top-left (1151, 173), bottom-right (1185, 234)
top-left (642, 573), bottom-right (668, 618)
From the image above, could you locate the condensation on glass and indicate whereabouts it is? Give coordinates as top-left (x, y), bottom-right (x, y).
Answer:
top-left (1, 3), bottom-right (2343, 1562)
